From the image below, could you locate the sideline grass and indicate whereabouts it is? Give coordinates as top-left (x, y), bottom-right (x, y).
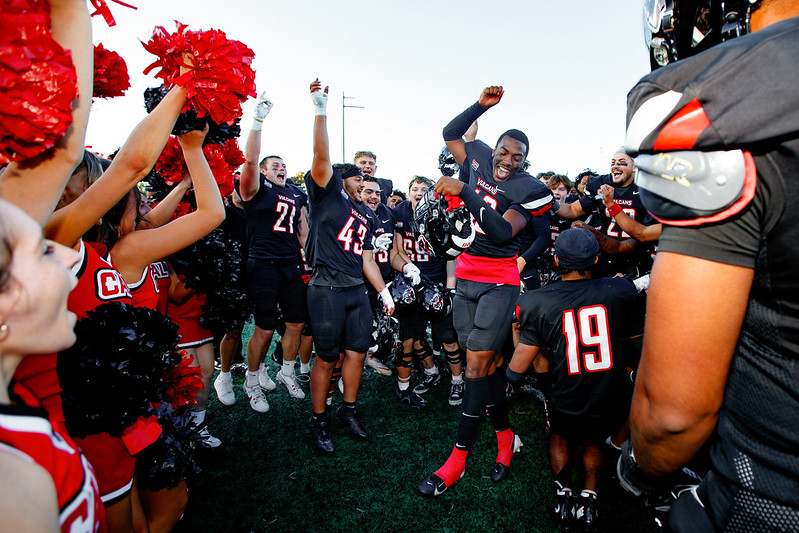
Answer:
top-left (174, 328), bottom-right (657, 532)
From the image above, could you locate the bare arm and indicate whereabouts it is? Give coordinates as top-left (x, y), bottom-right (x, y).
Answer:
top-left (508, 342), bottom-right (540, 376)
top-left (0, 451), bottom-right (59, 532)
top-left (570, 220), bottom-right (636, 255)
top-left (600, 184), bottom-right (662, 242)
top-left (45, 87), bottom-right (189, 246)
top-left (298, 205), bottom-right (309, 249)
top-left (142, 175), bottom-right (192, 229)
top-left (110, 127), bottom-right (225, 282)
top-left (631, 251), bottom-right (753, 475)
top-left (390, 232), bottom-right (413, 272)
top-left (555, 199), bottom-right (587, 220)
top-left (239, 92), bottom-right (272, 202)
top-left (309, 79), bottom-right (332, 188)
top-left (0, 0), bottom-right (92, 225)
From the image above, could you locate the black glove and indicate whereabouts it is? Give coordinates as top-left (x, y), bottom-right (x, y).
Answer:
top-left (617, 440), bottom-right (682, 510)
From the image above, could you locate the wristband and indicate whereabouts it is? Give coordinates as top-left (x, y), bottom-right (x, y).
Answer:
top-left (607, 202), bottom-right (623, 217)
top-left (251, 118), bottom-right (263, 132)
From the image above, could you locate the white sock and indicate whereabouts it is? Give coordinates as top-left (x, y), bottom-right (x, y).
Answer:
top-left (451, 374), bottom-right (463, 384)
top-left (580, 489), bottom-right (597, 498)
top-left (300, 363), bottom-right (310, 373)
top-left (246, 370), bottom-right (259, 387)
top-left (398, 379), bottom-right (410, 391)
top-left (218, 370), bottom-right (231, 380)
top-left (258, 363), bottom-right (266, 372)
top-left (281, 360), bottom-right (294, 377)
top-left (424, 365), bottom-right (439, 376)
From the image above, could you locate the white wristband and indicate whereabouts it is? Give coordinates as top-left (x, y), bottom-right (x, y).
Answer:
top-left (251, 118), bottom-right (263, 132)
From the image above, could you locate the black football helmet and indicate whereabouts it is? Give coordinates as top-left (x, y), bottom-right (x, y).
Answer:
top-left (643, 0), bottom-right (762, 69)
top-left (387, 273), bottom-right (417, 311)
top-left (413, 188), bottom-right (475, 259)
top-left (438, 146), bottom-right (460, 177)
top-left (370, 314), bottom-right (401, 355)
top-left (417, 279), bottom-right (451, 321)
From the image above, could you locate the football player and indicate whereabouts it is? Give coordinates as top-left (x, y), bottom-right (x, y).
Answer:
top-left (509, 228), bottom-right (644, 530)
top-left (417, 86), bottom-right (554, 496)
top-left (354, 150), bottom-right (393, 204)
top-left (305, 79), bottom-right (394, 453)
top-left (617, 0), bottom-right (799, 530)
top-left (238, 93), bottom-right (310, 411)
top-left (393, 176), bottom-right (466, 407)
top-left (556, 150), bottom-right (658, 277)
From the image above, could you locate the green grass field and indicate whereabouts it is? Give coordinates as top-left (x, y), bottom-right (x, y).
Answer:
top-left (174, 326), bottom-right (657, 532)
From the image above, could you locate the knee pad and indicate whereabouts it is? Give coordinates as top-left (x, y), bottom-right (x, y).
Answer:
top-left (394, 350), bottom-right (414, 368)
top-left (413, 342), bottom-right (432, 361)
top-left (444, 347), bottom-right (462, 367)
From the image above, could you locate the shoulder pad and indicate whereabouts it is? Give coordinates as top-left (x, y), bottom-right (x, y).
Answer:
top-left (635, 150), bottom-right (757, 226)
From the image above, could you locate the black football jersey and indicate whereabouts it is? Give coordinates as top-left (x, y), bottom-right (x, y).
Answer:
top-left (461, 140), bottom-right (554, 259)
top-left (392, 200), bottom-right (447, 283)
top-left (627, 16), bottom-right (799, 508)
top-left (516, 277), bottom-right (643, 416)
top-left (368, 203), bottom-right (395, 282)
top-left (243, 177), bottom-right (307, 261)
top-left (304, 168), bottom-right (374, 279)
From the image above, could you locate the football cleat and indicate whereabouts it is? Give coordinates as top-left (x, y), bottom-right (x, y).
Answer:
top-left (276, 371), bottom-right (305, 399)
top-left (213, 373), bottom-right (236, 406)
top-left (258, 367), bottom-right (276, 391)
top-left (417, 470), bottom-right (464, 497)
top-left (575, 491), bottom-right (598, 532)
top-left (243, 381), bottom-right (269, 413)
top-left (491, 433), bottom-right (523, 482)
top-left (448, 381), bottom-right (464, 406)
top-left (365, 353), bottom-right (392, 376)
top-left (197, 426), bottom-right (222, 449)
top-left (396, 384), bottom-right (428, 408)
top-left (335, 406), bottom-right (368, 439)
top-left (413, 371), bottom-right (441, 394)
top-left (308, 416), bottom-right (335, 454)
top-left (553, 483), bottom-right (574, 529)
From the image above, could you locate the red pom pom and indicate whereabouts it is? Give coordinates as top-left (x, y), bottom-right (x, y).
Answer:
top-left (154, 136), bottom-right (187, 185)
top-left (0, 0), bottom-right (78, 164)
top-left (142, 22), bottom-right (256, 126)
top-left (93, 43), bottom-right (130, 98)
top-left (161, 351), bottom-right (202, 409)
top-left (88, 0), bottom-right (137, 28)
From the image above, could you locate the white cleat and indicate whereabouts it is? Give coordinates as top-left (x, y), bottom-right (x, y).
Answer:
top-left (276, 371), bottom-right (306, 399)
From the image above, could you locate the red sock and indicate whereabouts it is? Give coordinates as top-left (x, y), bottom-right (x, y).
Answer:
top-left (496, 428), bottom-right (515, 466)
top-left (434, 447), bottom-right (468, 487)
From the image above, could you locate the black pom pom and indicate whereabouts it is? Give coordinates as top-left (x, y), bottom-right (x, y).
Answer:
top-left (57, 302), bottom-right (181, 439)
top-left (134, 403), bottom-right (202, 491)
top-left (144, 85), bottom-right (241, 145)
top-left (172, 229), bottom-right (252, 336)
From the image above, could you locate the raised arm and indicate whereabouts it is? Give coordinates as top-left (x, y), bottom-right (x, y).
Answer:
top-left (239, 92), bottom-right (272, 202)
top-left (600, 184), bottom-right (662, 242)
top-left (45, 86), bottom-right (189, 246)
top-left (140, 174), bottom-right (193, 229)
top-left (309, 79), bottom-right (333, 188)
top-left (110, 126), bottom-right (225, 280)
top-left (0, 0), bottom-right (93, 225)
top-left (442, 86), bottom-right (502, 167)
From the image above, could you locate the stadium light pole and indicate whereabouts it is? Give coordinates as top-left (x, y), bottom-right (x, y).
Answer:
top-left (342, 92), bottom-right (364, 162)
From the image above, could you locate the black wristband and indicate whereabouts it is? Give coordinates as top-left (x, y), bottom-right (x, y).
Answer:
top-left (506, 367), bottom-right (525, 386)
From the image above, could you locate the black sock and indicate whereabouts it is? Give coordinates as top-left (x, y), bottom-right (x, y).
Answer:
top-left (454, 376), bottom-right (489, 450)
top-left (486, 371), bottom-right (510, 432)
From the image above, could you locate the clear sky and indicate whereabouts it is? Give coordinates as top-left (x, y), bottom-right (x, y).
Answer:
top-left (87, 0), bottom-right (651, 192)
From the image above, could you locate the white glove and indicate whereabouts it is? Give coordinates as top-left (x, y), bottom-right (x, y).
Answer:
top-left (310, 83), bottom-right (328, 116)
top-left (633, 273), bottom-right (650, 292)
top-left (402, 262), bottom-right (421, 285)
top-left (251, 91), bottom-right (273, 131)
top-left (378, 287), bottom-right (395, 313)
top-left (373, 233), bottom-right (393, 252)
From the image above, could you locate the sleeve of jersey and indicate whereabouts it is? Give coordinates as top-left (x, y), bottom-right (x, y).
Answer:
top-left (626, 24), bottom-right (799, 155)
top-left (657, 177), bottom-right (768, 268)
top-left (512, 183), bottom-right (554, 218)
top-left (520, 212), bottom-right (551, 264)
top-left (460, 184), bottom-right (514, 243)
top-left (443, 102), bottom-right (488, 142)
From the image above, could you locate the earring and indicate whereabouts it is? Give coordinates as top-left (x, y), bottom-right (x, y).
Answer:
top-left (0, 322), bottom-right (8, 340)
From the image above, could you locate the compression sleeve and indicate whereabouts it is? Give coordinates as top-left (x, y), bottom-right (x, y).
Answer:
top-left (443, 102), bottom-right (488, 141)
top-left (521, 213), bottom-right (551, 264)
top-left (459, 184), bottom-right (513, 243)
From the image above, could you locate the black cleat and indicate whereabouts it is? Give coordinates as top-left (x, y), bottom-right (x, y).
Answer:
top-left (271, 340), bottom-right (283, 365)
top-left (413, 371), bottom-right (441, 394)
top-left (575, 491), bottom-right (598, 532)
top-left (417, 471), bottom-right (463, 497)
top-left (335, 405), bottom-right (368, 439)
top-left (308, 416), bottom-right (335, 453)
top-left (396, 384), bottom-right (428, 408)
top-left (490, 434), bottom-right (523, 482)
top-left (554, 485), bottom-right (574, 530)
